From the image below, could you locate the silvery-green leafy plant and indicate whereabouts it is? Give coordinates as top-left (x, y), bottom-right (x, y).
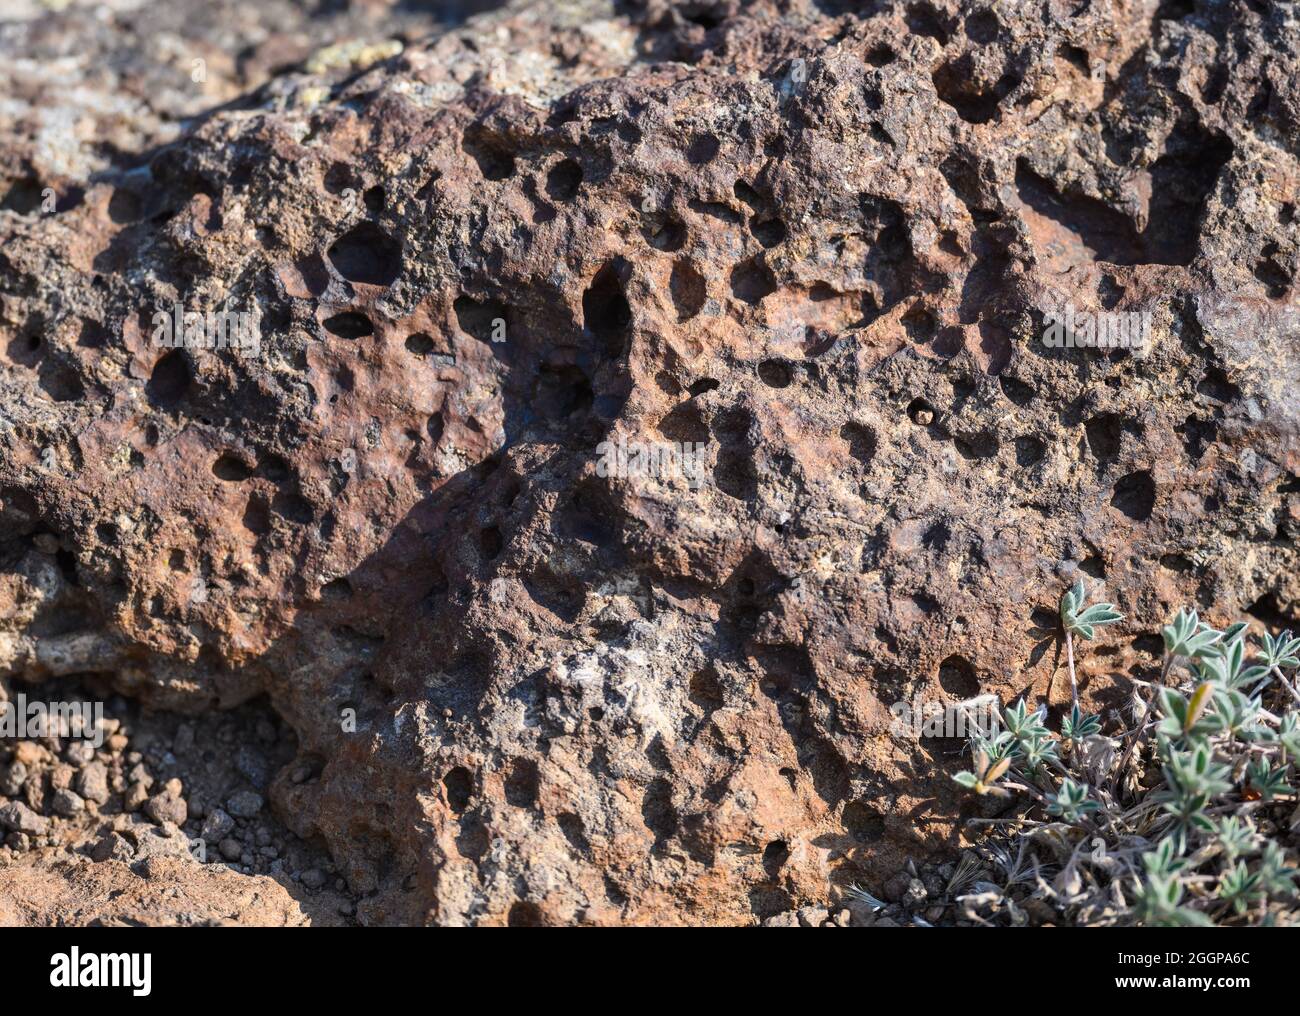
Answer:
top-left (1060, 703), bottom-right (1101, 746)
top-left (1260, 630), bottom-right (1300, 671)
top-left (1059, 580), bottom-right (1125, 640)
top-left (1214, 816), bottom-right (1258, 862)
top-left (953, 745), bottom-right (1012, 797)
top-left (1058, 579), bottom-right (1123, 708)
top-left (1155, 743), bottom-right (1233, 853)
top-left (1154, 682), bottom-right (1220, 744)
top-left (945, 588), bottom-right (1300, 927)
top-left (1217, 862), bottom-right (1263, 915)
top-left (1162, 608), bottom-right (1224, 661)
top-left (1046, 777), bottom-right (1098, 822)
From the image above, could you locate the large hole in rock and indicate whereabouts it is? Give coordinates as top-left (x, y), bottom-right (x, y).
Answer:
top-left (454, 296), bottom-right (508, 345)
top-left (145, 350), bottom-right (191, 408)
top-left (462, 126), bottom-right (516, 181)
top-left (1111, 470), bottom-right (1156, 521)
top-left (322, 312), bottom-right (374, 339)
top-left (583, 260), bottom-right (632, 357)
top-left (326, 223), bottom-right (402, 287)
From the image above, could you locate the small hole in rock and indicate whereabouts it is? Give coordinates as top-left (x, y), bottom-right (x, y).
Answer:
top-left (751, 218), bottom-right (787, 248)
top-left (213, 453), bottom-right (253, 482)
top-left (545, 159), bottom-right (582, 202)
top-left (729, 257), bottom-right (777, 306)
top-left (1014, 435), bottom-right (1045, 466)
top-left (322, 312), bottom-right (374, 339)
top-left (454, 296), bottom-right (508, 345)
top-left (670, 260), bottom-right (707, 322)
top-left (1085, 412), bottom-right (1123, 460)
top-left (405, 333), bottom-right (435, 356)
top-left (507, 901), bottom-right (544, 927)
top-left (583, 260), bottom-right (632, 356)
top-left (443, 767), bottom-right (473, 812)
top-left (938, 654), bottom-right (979, 697)
top-left (645, 217), bottom-right (687, 251)
top-left (686, 134), bottom-right (720, 165)
top-left (321, 577), bottom-right (353, 601)
top-left (757, 359), bottom-right (793, 388)
top-left (840, 422), bottom-right (877, 463)
top-left (480, 525), bottom-right (504, 560)
top-left (1111, 470), bottom-right (1156, 522)
top-left (462, 127), bottom-right (516, 181)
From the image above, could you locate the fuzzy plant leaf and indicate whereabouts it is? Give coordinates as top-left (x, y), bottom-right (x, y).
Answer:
top-left (1260, 630), bottom-right (1300, 670)
top-left (1155, 685), bottom-right (1221, 743)
top-left (1001, 699), bottom-right (1047, 739)
top-left (1276, 712), bottom-right (1300, 757)
top-left (1214, 816), bottom-right (1258, 862)
top-left (1217, 862), bottom-right (1263, 915)
top-left (1156, 744), bottom-right (1233, 852)
top-left (1060, 704), bottom-right (1101, 742)
top-left (1161, 608), bottom-right (1224, 660)
top-left (1247, 759), bottom-right (1291, 802)
top-left (1197, 632), bottom-right (1269, 690)
top-left (1134, 873), bottom-right (1213, 927)
top-left (1018, 733), bottom-right (1060, 771)
top-left (953, 746), bottom-right (1013, 796)
top-left (1059, 580), bottom-right (1123, 640)
top-left (1259, 843), bottom-right (1299, 896)
top-left (1141, 838), bottom-right (1188, 879)
top-left (1212, 687), bottom-right (1265, 741)
top-left (1046, 777), bottom-right (1099, 822)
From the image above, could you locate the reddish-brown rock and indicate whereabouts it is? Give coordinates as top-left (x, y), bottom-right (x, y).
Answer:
top-left (1, 0), bottom-right (1298, 924)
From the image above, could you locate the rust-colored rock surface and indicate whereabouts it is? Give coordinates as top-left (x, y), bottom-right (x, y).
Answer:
top-left (0, 851), bottom-right (330, 926)
top-left (1, 0), bottom-right (1298, 925)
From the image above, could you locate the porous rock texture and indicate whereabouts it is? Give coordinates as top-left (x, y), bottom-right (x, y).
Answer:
top-left (0, 852), bottom-right (322, 927)
top-left (1, 0), bottom-right (1299, 925)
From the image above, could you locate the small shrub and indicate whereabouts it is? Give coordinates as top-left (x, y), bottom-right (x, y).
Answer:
top-left (951, 583), bottom-right (1300, 926)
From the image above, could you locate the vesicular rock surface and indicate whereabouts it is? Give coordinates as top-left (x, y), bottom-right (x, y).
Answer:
top-left (1, 0), bottom-right (1298, 925)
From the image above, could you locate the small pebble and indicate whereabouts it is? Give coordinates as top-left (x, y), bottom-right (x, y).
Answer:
top-left (144, 788), bottom-right (187, 826)
top-left (201, 809), bottom-right (235, 842)
top-left (65, 741), bottom-right (95, 767)
top-left (226, 790), bottom-right (264, 818)
top-left (0, 761), bottom-right (27, 796)
top-left (90, 831), bottom-right (134, 863)
top-left (0, 802), bottom-right (47, 835)
top-left (76, 761), bottom-right (111, 805)
top-left (51, 788), bottom-right (85, 817)
top-left (124, 781), bottom-right (150, 812)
